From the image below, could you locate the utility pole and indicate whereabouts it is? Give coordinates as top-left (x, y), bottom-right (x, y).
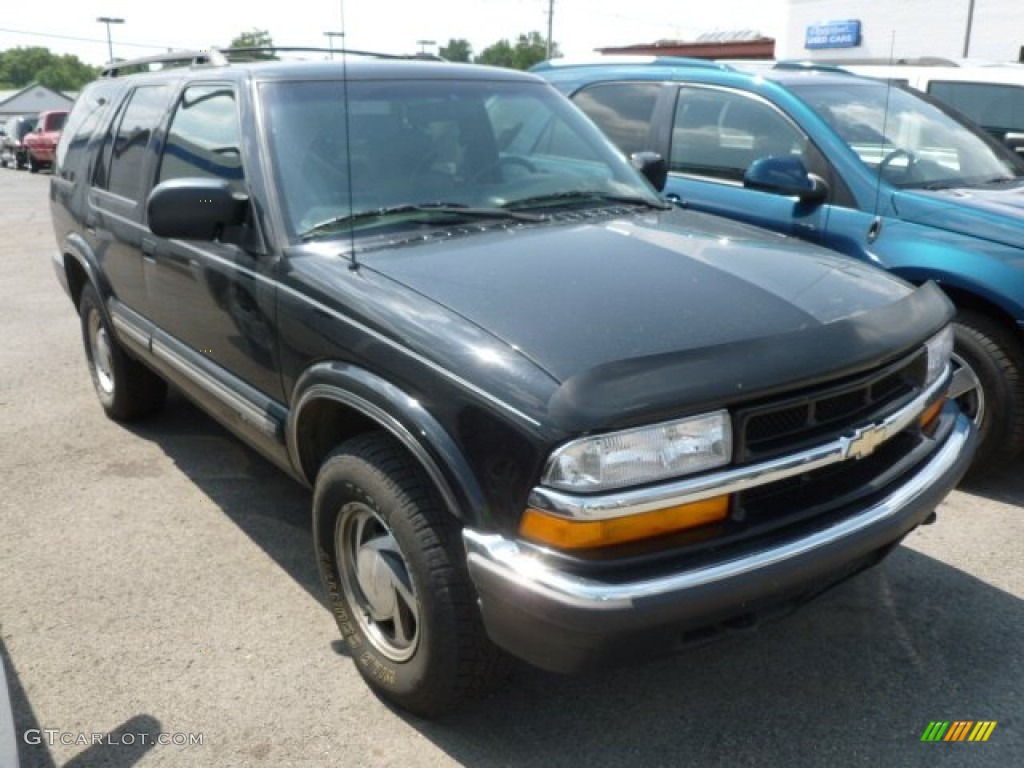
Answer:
top-left (963, 0), bottom-right (975, 57)
top-left (546, 0), bottom-right (555, 59)
top-left (96, 16), bottom-right (125, 64)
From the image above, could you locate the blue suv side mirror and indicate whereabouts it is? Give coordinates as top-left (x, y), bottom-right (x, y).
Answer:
top-left (630, 151), bottom-right (668, 192)
top-left (744, 156), bottom-right (827, 204)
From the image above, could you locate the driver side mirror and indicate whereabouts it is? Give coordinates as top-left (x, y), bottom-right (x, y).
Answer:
top-left (147, 178), bottom-right (249, 241)
top-left (744, 156), bottom-right (828, 204)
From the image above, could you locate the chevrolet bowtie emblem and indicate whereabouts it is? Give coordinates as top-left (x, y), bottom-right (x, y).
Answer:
top-left (844, 422), bottom-right (891, 460)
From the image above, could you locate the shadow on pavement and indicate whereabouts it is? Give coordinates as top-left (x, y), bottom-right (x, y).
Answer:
top-left (126, 391), bottom-right (1022, 767)
top-left (959, 461), bottom-right (1024, 506)
top-left (3, 638), bottom-right (161, 768)
top-left (124, 389), bottom-right (321, 605)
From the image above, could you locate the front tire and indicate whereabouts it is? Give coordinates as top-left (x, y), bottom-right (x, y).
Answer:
top-left (313, 432), bottom-right (505, 717)
top-left (28, 153), bottom-right (38, 173)
top-left (951, 311), bottom-right (1024, 477)
top-left (79, 284), bottom-right (167, 420)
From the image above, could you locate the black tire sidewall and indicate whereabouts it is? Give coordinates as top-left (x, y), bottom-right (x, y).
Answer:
top-left (79, 285), bottom-right (119, 412)
top-left (312, 449), bottom-right (463, 710)
top-left (953, 316), bottom-right (1022, 468)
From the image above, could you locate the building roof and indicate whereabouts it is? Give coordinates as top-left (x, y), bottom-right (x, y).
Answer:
top-left (0, 82), bottom-right (74, 117)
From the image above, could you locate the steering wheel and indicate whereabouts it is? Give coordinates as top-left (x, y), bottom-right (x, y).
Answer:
top-left (878, 148), bottom-right (917, 177)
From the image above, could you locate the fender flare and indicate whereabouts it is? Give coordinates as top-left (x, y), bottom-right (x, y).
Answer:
top-left (288, 361), bottom-right (488, 526)
top-left (60, 233), bottom-right (112, 318)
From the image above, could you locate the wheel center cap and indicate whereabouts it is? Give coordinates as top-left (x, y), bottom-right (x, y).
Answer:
top-left (356, 546), bottom-right (396, 619)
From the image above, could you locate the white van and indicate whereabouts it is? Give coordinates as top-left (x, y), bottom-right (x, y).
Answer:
top-left (842, 62), bottom-right (1024, 155)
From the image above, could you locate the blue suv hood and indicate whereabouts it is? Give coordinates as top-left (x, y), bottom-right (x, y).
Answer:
top-left (895, 183), bottom-right (1024, 250)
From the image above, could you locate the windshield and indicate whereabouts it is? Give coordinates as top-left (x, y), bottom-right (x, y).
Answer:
top-left (259, 78), bottom-right (661, 240)
top-left (789, 80), bottom-right (1024, 189)
top-left (45, 112), bottom-right (68, 132)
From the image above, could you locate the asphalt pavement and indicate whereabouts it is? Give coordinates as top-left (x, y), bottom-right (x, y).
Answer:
top-left (0, 168), bottom-right (1021, 767)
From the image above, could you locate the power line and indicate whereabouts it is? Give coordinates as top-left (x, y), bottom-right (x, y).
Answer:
top-left (0, 26), bottom-right (181, 51)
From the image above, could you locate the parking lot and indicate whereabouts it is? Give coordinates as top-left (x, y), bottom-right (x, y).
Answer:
top-left (1, 167), bottom-right (1021, 767)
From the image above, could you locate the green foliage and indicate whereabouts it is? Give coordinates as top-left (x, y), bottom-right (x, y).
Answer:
top-left (228, 29), bottom-right (276, 60)
top-left (0, 47), bottom-right (100, 92)
top-left (475, 32), bottom-right (558, 70)
top-left (440, 39), bottom-right (472, 63)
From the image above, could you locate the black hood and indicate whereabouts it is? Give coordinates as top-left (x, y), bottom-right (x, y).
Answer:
top-left (363, 209), bottom-right (918, 382)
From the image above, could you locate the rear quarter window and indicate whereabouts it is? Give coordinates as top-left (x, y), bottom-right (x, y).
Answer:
top-left (56, 83), bottom-right (122, 181)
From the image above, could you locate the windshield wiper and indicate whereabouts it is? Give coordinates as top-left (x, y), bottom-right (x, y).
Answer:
top-left (502, 191), bottom-right (671, 211)
top-left (978, 175), bottom-right (1024, 186)
top-left (300, 203), bottom-right (545, 240)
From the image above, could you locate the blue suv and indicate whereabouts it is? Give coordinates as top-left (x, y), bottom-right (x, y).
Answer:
top-left (535, 58), bottom-right (1024, 474)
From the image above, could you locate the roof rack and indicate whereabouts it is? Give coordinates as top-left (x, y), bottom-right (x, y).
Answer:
top-left (102, 49), bottom-right (228, 77)
top-left (101, 46), bottom-right (439, 78)
top-left (530, 55), bottom-right (730, 72)
top-left (773, 60), bottom-right (854, 74)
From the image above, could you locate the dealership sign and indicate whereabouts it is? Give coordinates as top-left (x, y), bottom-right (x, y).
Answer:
top-left (805, 20), bottom-right (862, 49)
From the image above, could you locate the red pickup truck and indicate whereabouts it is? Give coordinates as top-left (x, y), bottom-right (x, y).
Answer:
top-left (23, 110), bottom-right (68, 173)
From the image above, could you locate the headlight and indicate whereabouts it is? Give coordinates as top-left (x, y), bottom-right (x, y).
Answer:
top-left (542, 410), bottom-right (732, 492)
top-left (925, 325), bottom-right (954, 388)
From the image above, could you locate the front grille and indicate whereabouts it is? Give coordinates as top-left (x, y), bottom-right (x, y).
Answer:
top-left (734, 350), bottom-right (927, 463)
top-left (546, 348), bottom-right (942, 577)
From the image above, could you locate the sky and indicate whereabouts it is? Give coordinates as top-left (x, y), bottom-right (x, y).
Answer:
top-left (2, 0), bottom-right (785, 67)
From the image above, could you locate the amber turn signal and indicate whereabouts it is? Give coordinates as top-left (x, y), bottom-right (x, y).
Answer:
top-left (920, 396), bottom-right (946, 432)
top-left (519, 495), bottom-right (730, 550)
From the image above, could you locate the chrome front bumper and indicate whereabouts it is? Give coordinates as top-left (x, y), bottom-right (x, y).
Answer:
top-left (464, 411), bottom-right (974, 672)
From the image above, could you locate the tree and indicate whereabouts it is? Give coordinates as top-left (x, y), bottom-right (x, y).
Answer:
top-left (440, 39), bottom-right (472, 63)
top-left (228, 29), bottom-right (275, 59)
top-left (0, 47), bottom-right (99, 91)
top-left (475, 32), bottom-right (557, 70)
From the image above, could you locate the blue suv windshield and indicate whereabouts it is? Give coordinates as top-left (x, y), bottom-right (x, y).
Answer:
top-left (259, 79), bottom-right (661, 240)
top-left (789, 80), bottom-right (1024, 189)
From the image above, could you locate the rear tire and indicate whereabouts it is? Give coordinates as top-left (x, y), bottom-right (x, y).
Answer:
top-left (28, 153), bottom-right (38, 173)
top-left (313, 432), bottom-right (506, 717)
top-left (951, 311), bottom-right (1024, 478)
top-left (79, 284), bottom-right (167, 421)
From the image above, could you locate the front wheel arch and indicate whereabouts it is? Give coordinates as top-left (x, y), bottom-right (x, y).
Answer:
top-left (288, 363), bottom-right (489, 527)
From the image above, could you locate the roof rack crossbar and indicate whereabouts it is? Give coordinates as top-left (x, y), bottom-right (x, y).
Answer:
top-left (101, 45), bottom-right (441, 77)
top-left (101, 49), bottom-right (229, 77)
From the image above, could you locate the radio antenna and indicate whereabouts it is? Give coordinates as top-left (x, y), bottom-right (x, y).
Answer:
top-left (339, 0), bottom-right (358, 270)
top-left (872, 31), bottom-right (897, 218)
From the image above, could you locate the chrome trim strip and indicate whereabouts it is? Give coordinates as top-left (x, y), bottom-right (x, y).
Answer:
top-left (529, 368), bottom-right (950, 521)
top-left (150, 337), bottom-right (281, 438)
top-left (465, 412), bottom-right (971, 607)
top-left (110, 312), bottom-right (151, 351)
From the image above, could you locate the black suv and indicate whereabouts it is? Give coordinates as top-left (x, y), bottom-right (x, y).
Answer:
top-left (50, 50), bottom-right (974, 716)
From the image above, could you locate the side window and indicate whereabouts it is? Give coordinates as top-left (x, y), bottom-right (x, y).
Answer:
top-left (927, 81), bottom-right (1024, 135)
top-left (571, 82), bottom-right (661, 156)
top-left (671, 87), bottom-right (806, 182)
top-left (56, 82), bottom-right (121, 181)
top-left (94, 84), bottom-right (169, 199)
top-left (158, 85), bottom-right (243, 189)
